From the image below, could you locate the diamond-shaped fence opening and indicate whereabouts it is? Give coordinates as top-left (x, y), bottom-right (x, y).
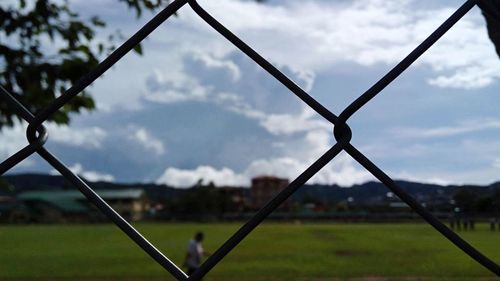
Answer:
top-left (1, 0), bottom-right (499, 280)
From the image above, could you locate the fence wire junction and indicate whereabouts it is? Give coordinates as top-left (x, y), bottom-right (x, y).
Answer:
top-left (1, 0), bottom-right (500, 279)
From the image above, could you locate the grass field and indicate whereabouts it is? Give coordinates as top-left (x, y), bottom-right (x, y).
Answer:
top-left (0, 222), bottom-right (498, 281)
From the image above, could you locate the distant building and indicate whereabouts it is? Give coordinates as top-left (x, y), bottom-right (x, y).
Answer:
top-left (218, 186), bottom-right (251, 213)
top-left (18, 189), bottom-right (148, 223)
top-left (251, 176), bottom-right (289, 210)
top-left (0, 195), bottom-right (25, 223)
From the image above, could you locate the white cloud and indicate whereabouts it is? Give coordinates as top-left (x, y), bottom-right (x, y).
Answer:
top-left (193, 52), bottom-right (241, 82)
top-left (311, 154), bottom-right (375, 187)
top-left (6, 0), bottom-right (497, 187)
top-left (0, 123), bottom-right (37, 169)
top-left (156, 165), bottom-right (247, 187)
top-left (244, 157), bottom-right (306, 181)
top-left (211, 91), bottom-right (329, 138)
top-left (393, 118), bottom-right (500, 138)
top-left (260, 110), bottom-right (330, 135)
top-left (0, 122), bottom-right (107, 152)
top-left (0, 122), bottom-right (109, 170)
top-left (144, 70), bottom-right (209, 104)
top-left (61, 0), bottom-right (498, 112)
top-left (46, 123), bottom-right (107, 149)
top-left (213, 92), bottom-right (267, 120)
top-left (145, 49), bottom-right (331, 140)
top-left (128, 127), bottom-right (165, 155)
top-left (144, 51), bottom-right (307, 114)
top-left (492, 158), bottom-right (500, 169)
top-left (215, 98), bottom-right (330, 136)
top-left (156, 128), bottom-right (373, 188)
top-left (143, 51), bottom-right (322, 136)
top-left (142, 52), bottom-right (244, 105)
top-left (51, 163), bottom-right (115, 182)
top-left (0, 123), bottom-right (28, 159)
top-left (242, 154), bottom-right (372, 188)
top-left (178, 0), bottom-right (498, 89)
top-left (429, 62), bottom-right (500, 89)
top-left (156, 152), bottom-right (373, 188)
top-left (304, 129), bottom-right (333, 157)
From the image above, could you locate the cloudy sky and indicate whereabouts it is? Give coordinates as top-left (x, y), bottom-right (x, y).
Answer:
top-left (2, 0), bottom-right (500, 187)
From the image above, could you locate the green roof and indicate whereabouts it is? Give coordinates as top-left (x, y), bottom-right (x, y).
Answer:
top-left (47, 200), bottom-right (88, 213)
top-left (18, 189), bottom-right (145, 213)
top-left (19, 189), bottom-right (144, 200)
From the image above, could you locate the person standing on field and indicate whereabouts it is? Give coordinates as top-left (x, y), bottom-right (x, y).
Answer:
top-left (184, 232), bottom-right (210, 275)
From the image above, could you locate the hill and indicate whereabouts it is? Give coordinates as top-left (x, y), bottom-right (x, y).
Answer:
top-left (1, 173), bottom-right (497, 204)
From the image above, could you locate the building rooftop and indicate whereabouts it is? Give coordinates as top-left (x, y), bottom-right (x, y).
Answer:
top-left (17, 189), bottom-right (146, 213)
top-left (18, 189), bottom-right (145, 201)
top-left (252, 175), bottom-right (288, 181)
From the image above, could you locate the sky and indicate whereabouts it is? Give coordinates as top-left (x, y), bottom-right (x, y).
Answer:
top-left (2, 0), bottom-right (500, 187)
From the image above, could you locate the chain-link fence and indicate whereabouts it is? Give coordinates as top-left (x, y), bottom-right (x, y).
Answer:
top-left (1, 0), bottom-right (499, 279)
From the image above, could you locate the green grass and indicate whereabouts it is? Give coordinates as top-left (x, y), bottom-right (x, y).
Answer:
top-left (0, 222), bottom-right (498, 281)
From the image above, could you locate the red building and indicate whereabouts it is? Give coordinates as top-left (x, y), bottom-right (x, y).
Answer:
top-left (251, 176), bottom-right (289, 210)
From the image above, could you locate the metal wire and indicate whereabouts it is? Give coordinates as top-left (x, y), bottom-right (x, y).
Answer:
top-left (1, 0), bottom-right (499, 279)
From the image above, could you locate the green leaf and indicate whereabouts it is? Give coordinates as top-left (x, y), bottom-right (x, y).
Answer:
top-left (90, 16), bottom-right (105, 27)
top-left (133, 43), bottom-right (143, 55)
